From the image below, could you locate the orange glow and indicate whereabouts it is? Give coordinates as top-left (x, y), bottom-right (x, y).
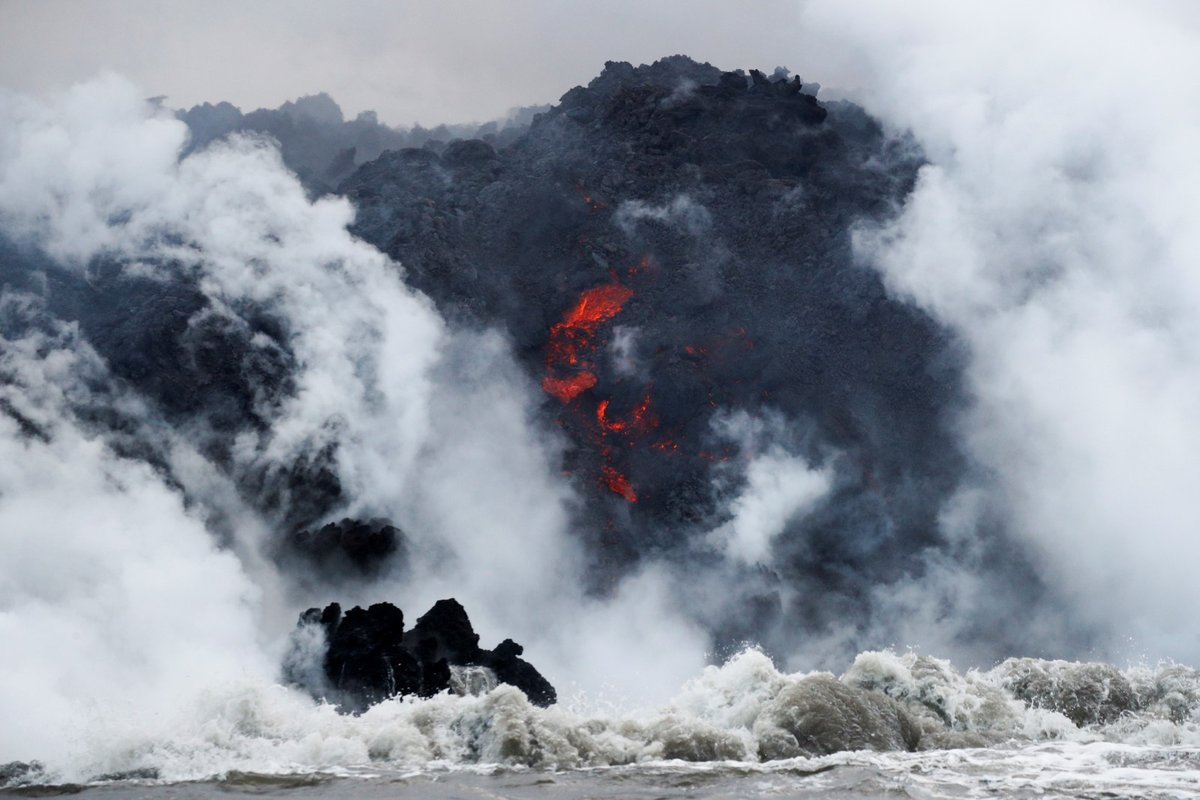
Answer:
top-left (542, 269), bottom-right (686, 504)
top-left (544, 286), bottom-right (632, 365)
top-left (596, 392), bottom-right (656, 435)
top-left (542, 373), bottom-right (598, 403)
top-left (601, 465), bottom-right (638, 502)
top-left (543, 283), bottom-right (633, 405)
top-left (560, 284), bottom-right (634, 328)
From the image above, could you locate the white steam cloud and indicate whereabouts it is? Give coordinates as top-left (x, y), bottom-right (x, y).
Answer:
top-left (802, 0), bottom-right (1200, 664)
top-left (0, 76), bottom-right (706, 773)
top-left (614, 195), bottom-right (712, 237)
top-left (707, 412), bottom-right (831, 566)
top-left (0, 319), bottom-right (270, 766)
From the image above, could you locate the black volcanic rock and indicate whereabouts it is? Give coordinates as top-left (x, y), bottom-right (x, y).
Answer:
top-left (285, 599), bottom-right (556, 712)
top-left (339, 55), bottom-right (980, 656)
top-left (0, 55), bottom-right (1048, 665)
top-left (403, 598), bottom-right (482, 663)
top-left (481, 639), bottom-right (557, 707)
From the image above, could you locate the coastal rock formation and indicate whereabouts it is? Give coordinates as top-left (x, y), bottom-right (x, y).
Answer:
top-left (284, 598), bottom-right (555, 712)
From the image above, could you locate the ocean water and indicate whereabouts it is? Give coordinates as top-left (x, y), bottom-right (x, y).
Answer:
top-left (8, 747), bottom-right (1199, 800)
top-left (6, 650), bottom-right (1200, 799)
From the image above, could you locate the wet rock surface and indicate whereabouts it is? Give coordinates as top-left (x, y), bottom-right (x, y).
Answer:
top-left (284, 599), bottom-right (556, 713)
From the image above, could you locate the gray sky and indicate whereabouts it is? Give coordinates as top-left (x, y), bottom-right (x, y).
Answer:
top-left (0, 0), bottom-right (865, 126)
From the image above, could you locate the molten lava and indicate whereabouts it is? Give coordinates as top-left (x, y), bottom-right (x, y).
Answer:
top-left (543, 283), bottom-right (634, 404)
top-left (596, 392), bottom-right (656, 436)
top-left (543, 278), bottom-right (652, 502)
top-left (559, 284), bottom-right (634, 329)
top-left (600, 465), bottom-right (638, 503)
top-left (540, 268), bottom-right (752, 503)
top-left (542, 373), bottom-right (598, 404)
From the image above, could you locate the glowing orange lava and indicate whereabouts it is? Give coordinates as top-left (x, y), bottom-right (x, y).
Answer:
top-left (600, 465), bottom-right (638, 502)
top-left (543, 283), bottom-right (634, 404)
top-left (560, 284), bottom-right (634, 328)
top-left (596, 392), bottom-right (656, 435)
top-left (543, 255), bottom-right (716, 503)
top-left (543, 278), bottom-right (649, 502)
top-left (542, 373), bottom-right (598, 403)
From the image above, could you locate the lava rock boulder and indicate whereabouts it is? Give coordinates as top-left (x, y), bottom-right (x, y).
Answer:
top-left (284, 598), bottom-right (556, 712)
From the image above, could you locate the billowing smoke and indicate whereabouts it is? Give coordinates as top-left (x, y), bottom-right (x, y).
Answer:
top-left (0, 76), bottom-right (706, 770)
top-left (803, 0), bottom-right (1200, 665)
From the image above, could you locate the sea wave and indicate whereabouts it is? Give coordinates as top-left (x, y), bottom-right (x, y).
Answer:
top-left (9, 648), bottom-right (1200, 786)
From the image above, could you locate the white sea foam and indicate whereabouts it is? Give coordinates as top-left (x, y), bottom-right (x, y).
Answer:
top-left (6, 647), bottom-right (1193, 785)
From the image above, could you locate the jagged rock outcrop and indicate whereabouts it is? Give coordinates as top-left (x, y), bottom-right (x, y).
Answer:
top-left (284, 599), bottom-right (556, 712)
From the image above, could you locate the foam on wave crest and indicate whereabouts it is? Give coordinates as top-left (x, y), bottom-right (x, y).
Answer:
top-left (12, 648), bottom-right (1199, 785)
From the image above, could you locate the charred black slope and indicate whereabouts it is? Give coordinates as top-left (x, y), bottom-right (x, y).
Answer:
top-left (284, 599), bottom-right (556, 712)
top-left (343, 57), bottom-right (972, 654)
top-left (0, 57), bottom-right (1044, 662)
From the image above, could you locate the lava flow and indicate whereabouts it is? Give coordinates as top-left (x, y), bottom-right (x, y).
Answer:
top-left (542, 283), bottom-right (633, 402)
top-left (600, 465), bottom-right (638, 503)
top-left (543, 278), bottom-right (656, 501)
top-left (596, 393), bottom-right (656, 436)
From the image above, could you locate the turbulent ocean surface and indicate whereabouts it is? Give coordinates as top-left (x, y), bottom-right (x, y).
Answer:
top-left (6, 650), bottom-right (1200, 798)
top-left (5, 4), bottom-right (1200, 799)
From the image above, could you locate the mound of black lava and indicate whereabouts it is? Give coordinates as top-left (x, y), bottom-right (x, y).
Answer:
top-left (283, 598), bottom-right (555, 712)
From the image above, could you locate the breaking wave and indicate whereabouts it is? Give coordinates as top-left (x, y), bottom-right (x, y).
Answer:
top-left (11, 648), bottom-right (1200, 785)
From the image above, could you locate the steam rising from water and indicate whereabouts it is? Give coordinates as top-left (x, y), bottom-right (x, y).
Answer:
top-left (0, 76), bottom-right (706, 766)
top-left (803, 0), bottom-right (1200, 665)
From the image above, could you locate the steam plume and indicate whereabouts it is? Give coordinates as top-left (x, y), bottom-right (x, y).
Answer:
top-left (804, 0), bottom-right (1200, 665)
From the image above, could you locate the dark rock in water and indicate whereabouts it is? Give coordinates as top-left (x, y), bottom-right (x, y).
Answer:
top-left (0, 761), bottom-right (45, 788)
top-left (324, 602), bottom-right (421, 709)
top-left (480, 638), bottom-right (558, 708)
top-left (403, 598), bottom-right (482, 663)
top-left (284, 599), bottom-right (556, 712)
